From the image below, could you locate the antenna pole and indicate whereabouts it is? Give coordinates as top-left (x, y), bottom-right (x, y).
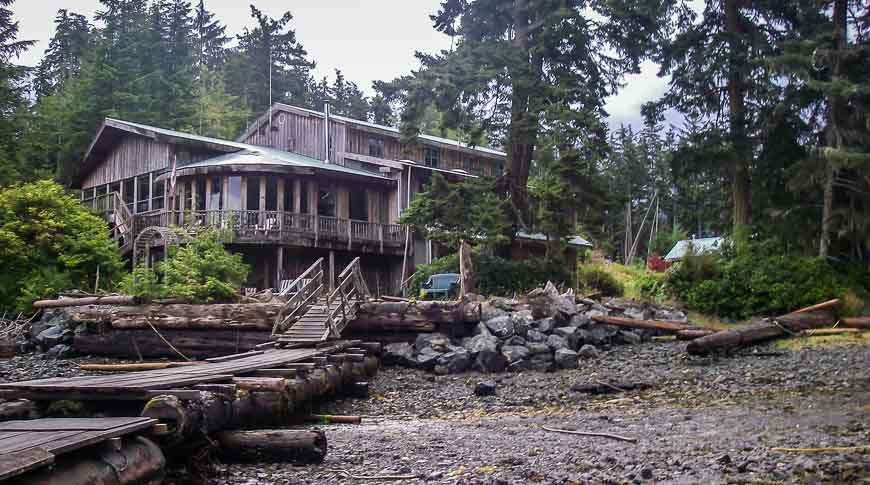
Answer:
top-left (268, 45), bottom-right (273, 147)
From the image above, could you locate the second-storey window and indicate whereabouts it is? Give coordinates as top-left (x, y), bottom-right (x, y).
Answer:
top-left (424, 147), bottom-right (440, 168)
top-left (368, 137), bottom-right (385, 158)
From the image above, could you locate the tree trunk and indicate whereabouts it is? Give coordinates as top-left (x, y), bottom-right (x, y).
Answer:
top-left (686, 310), bottom-right (834, 356)
top-left (590, 315), bottom-right (708, 333)
top-left (215, 430), bottom-right (327, 464)
top-left (72, 328), bottom-right (270, 359)
top-left (69, 303), bottom-right (280, 331)
top-left (459, 241), bottom-right (477, 296)
top-left (820, 0), bottom-right (847, 258)
top-left (33, 295), bottom-right (137, 309)
top-left (725, 0), bottom-right (751, 230)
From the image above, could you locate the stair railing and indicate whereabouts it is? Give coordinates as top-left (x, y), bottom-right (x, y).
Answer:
top-left (272, 258), bottom-right (324, 336)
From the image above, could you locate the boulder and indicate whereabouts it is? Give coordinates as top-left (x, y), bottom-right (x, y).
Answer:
top-left (484, 316), bottom-right (515, 339)
top-left (510, 310), bottom-right (534, 337)
top-left (45, 344), bottom-right (73, 359)
top-left (618, 330), bottom-right (642, 345)
top-left (586, 323), bottom-right (618, 345)
top-left (526, 282), bottom-right (561, 319)
top-left (473, 322), bottom-right (493, 337)
top-left (415, 333), bottom-right (451, 353)
top-left (505, 336), bottom-right (527, 346)
top-left (525, 329), bottom-right (546, 343)
top-left (536, 318), bottom-right (556, 334)
top-left (437, 347), bottom-right (471, 374)
top-left (528, 352), bottom-right (553, 372)
top-left (546, 334), bottom-right (568, 351)
top-left (569, 313), bottom-right (591, 328)
top-left (624, 306), bottom-right (653, 321)
top-left (554, 348), bottom-right (579, 369)
top-left (553, 327), bottom-right (580, 349)
top-left (474, 380), bottom-right (497, 396)
top-left (474, 346), bottom-right (507, 373)
top-left (383, 342), bottom-right (416, 367)
top-left (578, 344), bottom-right (599, 359)
top-left (31, 310), bottom-right (70, 339)
top-left (416, 347), bottom-right (443, 370)
top-left (36, 326), bottom-right (72, 347)
top-left (654, 308), bottom-right (688, 322)
top-left (501, 345), bottom-right (531, 369)
top-left (526, 342), bottom-right (551, 355)
top-left (480, 302), bottom-right (508, 322)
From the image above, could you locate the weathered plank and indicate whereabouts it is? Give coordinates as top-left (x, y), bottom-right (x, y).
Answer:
top-left (0, 448), bottom-right (54, 481)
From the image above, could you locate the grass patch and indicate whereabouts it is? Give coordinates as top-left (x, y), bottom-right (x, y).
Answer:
top-left (773, 331), bottom-right (870, 351)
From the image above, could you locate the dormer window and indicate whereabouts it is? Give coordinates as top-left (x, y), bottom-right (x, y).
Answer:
top-left (424, 147), bottom-right (441, 168)
top-left (368, 137), bottom-right (385, 158)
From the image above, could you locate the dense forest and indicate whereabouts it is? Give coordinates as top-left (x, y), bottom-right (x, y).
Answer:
top-left (0, 0), bottom-right (868, 272)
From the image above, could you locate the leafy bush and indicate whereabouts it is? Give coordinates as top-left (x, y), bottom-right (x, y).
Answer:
top-left (409, 253), bottom-right (571, 297)
top-left (577, 264), bottom-right (624, 297)
top-left (0, 181), bottom-right (123, 312)
top-left (120, 229), bottom-right (250, 303)
top-left (663, 240), bottom-right (868, 319)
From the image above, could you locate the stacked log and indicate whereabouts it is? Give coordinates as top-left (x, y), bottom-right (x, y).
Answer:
top-left (686, 310), bottom-right (835, 356)
top-left (215, 430), bottom-right (327, 464)
top-left (69, 304), bottom-right (278, 331)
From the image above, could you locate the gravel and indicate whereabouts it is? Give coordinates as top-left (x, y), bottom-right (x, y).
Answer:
top-left (212, 340), bottom-right (870, 484)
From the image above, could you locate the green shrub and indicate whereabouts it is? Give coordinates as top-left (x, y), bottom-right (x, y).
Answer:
top-left (663, 239), bottom-right (868, 319)
top-left (120, 229), bottom-right (250, 303)
top-left (0, 181), bottom-right (124, 312)
top-left (408, 253), bottom-right (571, 297)
top-left (577, 264), bottom-right (624, 297)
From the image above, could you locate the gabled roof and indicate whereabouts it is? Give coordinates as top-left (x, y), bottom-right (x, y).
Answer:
top-left (238, 103), bottom-right (507, 159)
top-left (516, 230), bottom-right (593, 248)
top-left (664, 237), bottom-right (725, 261)
top-left (82, 118), bottom-right (391, 184)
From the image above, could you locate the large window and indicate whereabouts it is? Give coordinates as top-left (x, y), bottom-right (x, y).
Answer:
top-left (318, 187), bottom-right (335, 217)
top-left (265, 177), bottom-right (278, 211)
top-left (183, 180), bottom-right (193, 211)
top-left (152, 179), bottom-right (165, 210)
top-left (209, 177), bottom-right (222, 210)
top-left (194, 179), bottom-right (205, 211)
top-left (424, 147), bottom-right (440, 168)
top-left (349, 188), bottom-right (368, 221)
top-left (246, 176), bottom-right (261, 211)
top-left (227, 176), bottom-right (242, 210)
top-left (123, 178), bottom-right (134, 211)
top-left (368, 137), bottom-right (385, 158)
top-left (283, 178), bottom-right (294, 212)
top-left (299, 182), bottom-right (309, 213)
top-left (109, 182), bottom-right (121, 197)
top-left (136, 175), bottom-right (150, 213)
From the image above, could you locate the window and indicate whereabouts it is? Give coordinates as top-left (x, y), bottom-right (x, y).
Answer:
top-left (318, 187), bottom-right (335, 217)
top-left (463, 158), bottom-right (474, 172)
top-left (194, 179), bottom-right (205, 211)
top-left (183, 180), bottom-right (192, 211)
top-left (136, 175), bottom-right (150, 213)
top-left (283, 178), bottom-right (294, 212)
top-left (95, 185), bottom-right (108, 196)
top-left (299, 182), bottom-right (309, 213)
top-left (209, 177), bottom-right (222, 210)
top-left (123, 178), bottom-right (134, 211)
top-left (349, 188), bottom-right (367, 221)
top-left (265, 177), bottom-right (278, 211)
top-left (424, 147), bottom-right (440, 168)
top-left (152, 179), bottom-right (165, 211)
top-left (368, 137), bottom-right (385, 158)
top-left (246, 177), bottom-right (260, 211)
top-left (227, 176), bottom-right (242, 210)
top-left (109, 182), bottom-right (121, 197)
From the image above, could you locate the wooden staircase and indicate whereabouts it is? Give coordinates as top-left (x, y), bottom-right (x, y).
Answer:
top-left (272, 257), bottom-right (370, 347)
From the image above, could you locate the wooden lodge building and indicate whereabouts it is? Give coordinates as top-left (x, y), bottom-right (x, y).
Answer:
top-left (78, 103), bottom-right (590, 294)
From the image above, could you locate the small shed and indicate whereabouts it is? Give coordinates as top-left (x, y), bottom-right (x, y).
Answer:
top-left (664, 237), bottom-right (724, 262)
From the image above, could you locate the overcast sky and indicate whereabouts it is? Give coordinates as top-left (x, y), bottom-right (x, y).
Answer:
top-left (13, 0), bottom-right (670, 128)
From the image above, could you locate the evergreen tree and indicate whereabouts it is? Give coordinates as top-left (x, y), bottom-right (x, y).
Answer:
top-left (192, 0), bottom-right (229, 69)
top-left (0, 0), bottom-right (35, 186)
top-left (329, 69), bottom-right (368, 120)
top-left (32, 10), bottom-right (90, 99)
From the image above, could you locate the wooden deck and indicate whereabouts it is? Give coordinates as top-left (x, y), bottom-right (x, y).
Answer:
top-left (0, 343), bottom-right (353, 401)
top-left (0, 417), bottom-right (157, 480)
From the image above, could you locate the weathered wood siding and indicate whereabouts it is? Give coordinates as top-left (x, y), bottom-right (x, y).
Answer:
top-left (82, 136), bottom-right (170, 188)
top-left (241, 110), bottom-right (346, 163)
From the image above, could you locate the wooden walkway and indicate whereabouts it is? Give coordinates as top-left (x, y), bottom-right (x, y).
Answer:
top-left (0, 343), bottom-right (352, 401)
top-left (0, 417), bottom-right (157, 480)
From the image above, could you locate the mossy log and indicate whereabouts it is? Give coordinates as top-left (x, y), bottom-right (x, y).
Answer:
top-left (215, 429), bottom-right (327, 464)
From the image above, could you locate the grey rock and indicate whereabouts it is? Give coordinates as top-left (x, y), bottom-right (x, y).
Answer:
top-left (437, 347), bottom-right (471, 374)
top-left (624, 306), bottom-right (652, 320)
top-left (569, 313), bottom-right (591, 328)
top-left (480, 302), bottom-right (508, 322)
top-left (473, 322), bottom-right (493, 337)
top-left (36, 326), bottom-right (72, 347)
top-left (546, 334), bottom-right (568, 351)
top-left (578, 344), bottom-right (599, 359)
top-left (525, 329), bottom-right (546, 343)
top-left (526, 342), bottom-right (551, 355)
top-left (474, 380), bottom-right (497, 396)
top-left (45, 344), bottom-right (72, 359)
top-left (484, 315), bottom-right (515, 339)
top-left (587, 323), bottom-right (618, 344)
top-left (640, 468), bottom-right (653, 480)
top-left (416, 347), bottom-right (443, 370)
top-left (619, 330), bottom-right (642, 345)
top-left (510, 310), bottom-right (534, 337)
top-left (501, 345), bottom-right (531, 369)
top-left (654, 308), bottom-right (688, 322)
top-left (505, 336), bottom-right (526, 346)
top-left (536, 318), bottom-right (556, 334)
top-left (465, 333), bottom-right (498, 355)
top-left (526, 284), bottom-right (560, 319)
top-left (415, 333), bottom-right (451, 352)
top-left (467, 334), bottom-right (506, 373)
top-left (528, 353), bottom-right (553, 372)
top-left (553, 327), bottom-right (580, 349)
top-left (554, 348), bottom-right (579, 369)
top-left (383, 342), bottom-right (416, 367)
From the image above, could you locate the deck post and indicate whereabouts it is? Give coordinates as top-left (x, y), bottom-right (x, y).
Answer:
top-left (329, 250), bottom-right (335, 292)
top-left (276, 246), bottom-right (284, 289)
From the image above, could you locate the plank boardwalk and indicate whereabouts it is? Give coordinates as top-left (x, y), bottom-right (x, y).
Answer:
top-left (0, 417), bottom-right (157, 480)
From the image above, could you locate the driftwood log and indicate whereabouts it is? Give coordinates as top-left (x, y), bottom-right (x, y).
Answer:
top-left (69, 304), bottom-right (279, 331)
top-left (686, 310), bottom-right (835, 356)
top-left (215, 429), bottom-right (327, 464)
top-left (590, 315), bottom-right (709, 333)
top-left (73, 329), bottom-right (270, 359)
top-left (354, 300), bottom-right (480, 326)
top-left (14, 436), bottom-right (165, 485)
top-left (842, 317), bottom-right (870, 329)
top-left (33, 295), bottom-right (137, 309)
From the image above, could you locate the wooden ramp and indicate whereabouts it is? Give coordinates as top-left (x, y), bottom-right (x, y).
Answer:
top-left (0, 417), bottom-right (157, 480)
top-left (272, 257), bottom-right (369, 346)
